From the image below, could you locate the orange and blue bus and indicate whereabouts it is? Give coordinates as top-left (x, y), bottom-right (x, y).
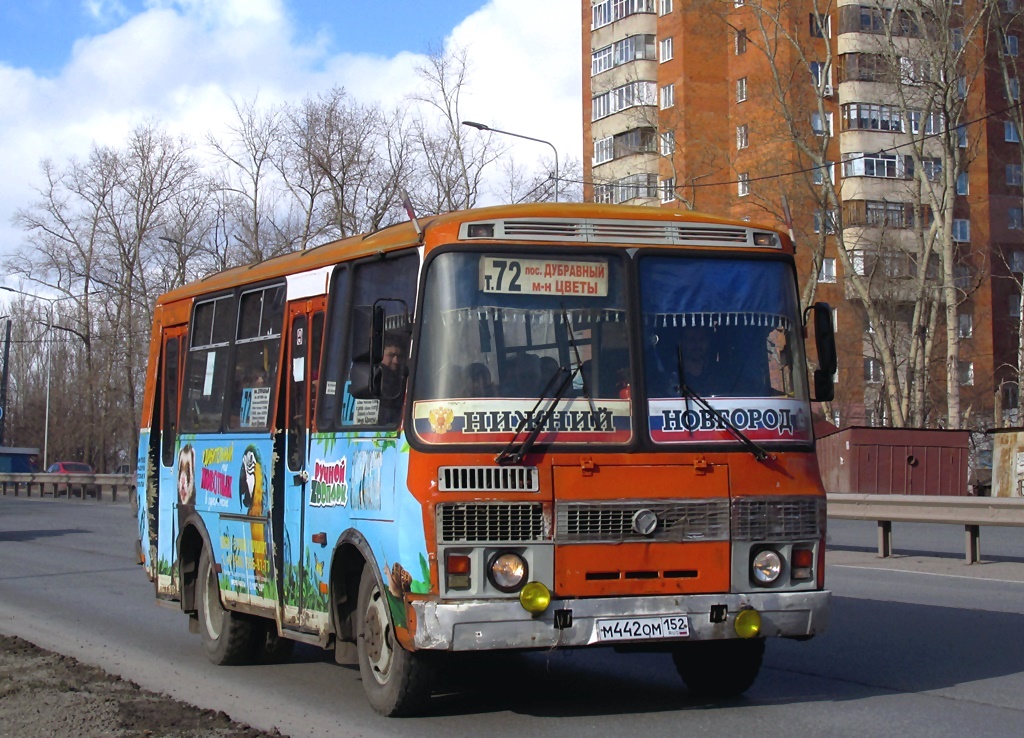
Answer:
top-left (136, 202), bottom-right (836, 715)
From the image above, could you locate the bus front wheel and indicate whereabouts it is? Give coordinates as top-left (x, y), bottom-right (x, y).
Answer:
top-left (356, 565), bottom-right (433, 716)
top-left (197, 547), bottom-right (254, 665)
top-left (672, 638), bottom-right (765, 699)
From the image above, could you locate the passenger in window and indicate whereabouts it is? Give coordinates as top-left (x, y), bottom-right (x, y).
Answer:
top-left (539, 355), bottom-right (560, 385)
top-left (466, 362), bottom-right (496, 397)
top-left (378, 334), bottom-right (408, 424)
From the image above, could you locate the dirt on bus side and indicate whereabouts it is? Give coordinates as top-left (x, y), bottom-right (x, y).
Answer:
top-left (0, 634), bottom-right (285, 738)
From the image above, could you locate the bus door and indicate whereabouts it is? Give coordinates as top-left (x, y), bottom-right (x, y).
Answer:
top-left (278, 298), bottom-right (325, 631)
top-left (156, 325), bottom-right (187, 600)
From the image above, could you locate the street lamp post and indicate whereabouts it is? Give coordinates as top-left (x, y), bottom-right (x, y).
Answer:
top-left (461, 121), bottom-right (560, 203)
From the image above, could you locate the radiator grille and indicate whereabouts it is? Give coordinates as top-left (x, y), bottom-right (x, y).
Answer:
top-left (438, 466), bottom-right (539, 492)
top-left (437, 503), bottom-right (546, 543)
top-left (731, 496), bottom-right (824, 541)
top-left (556, 499), bottom-right (730, 543)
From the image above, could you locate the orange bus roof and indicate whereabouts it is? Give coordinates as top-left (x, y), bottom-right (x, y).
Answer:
top-left (155, 202), bottom-right (788, 308)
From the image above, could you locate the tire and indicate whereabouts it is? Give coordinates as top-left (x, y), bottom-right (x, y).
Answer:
top-left (672, 638), bottom-right (765, 699)
top-left (251, 621), bottom-right (295, 664)
top-left (356, 565), bottom-right (433, 716)
top-left (197, 547), bottom-right (254, 665)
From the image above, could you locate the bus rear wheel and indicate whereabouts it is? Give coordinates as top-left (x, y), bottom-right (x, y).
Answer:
top-left (356, 566), bottom-right (432, 716)
top-left (672, 638), bottom-right (765, 699)
top-left (197, 547), bottom-right (254, 665)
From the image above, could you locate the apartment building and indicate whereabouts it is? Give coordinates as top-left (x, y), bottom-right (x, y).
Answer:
top-left (582, 0), bottom-right (1024, 429)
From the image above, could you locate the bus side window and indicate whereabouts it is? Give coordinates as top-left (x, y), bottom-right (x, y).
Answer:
top-left (160, 337), bottom-right (180, 467)
top-left (181, 295), bottom-right (235, 433)
top-left (227, 284), bottom-right (285, 430)
top-left (340, 253), bottom-right (418, 429)
top-left (309, 311), bottom-right (324, 428)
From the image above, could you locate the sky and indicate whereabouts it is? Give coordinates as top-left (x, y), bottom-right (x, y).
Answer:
top-left (0, 0), bottom-right (582, 258)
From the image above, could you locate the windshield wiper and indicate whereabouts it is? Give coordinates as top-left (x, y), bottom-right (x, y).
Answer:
top-left (675, 344), bottom-right (773, 462)
top-left (495, 361), bottom-right (577, 466)
top-left (562, 303), bottom-right (601, 426)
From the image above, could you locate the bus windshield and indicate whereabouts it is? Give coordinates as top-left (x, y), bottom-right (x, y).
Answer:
top-left (639, 255), bottom-right (812, 445)
top-left (411, 250), bottom-right (633, 445)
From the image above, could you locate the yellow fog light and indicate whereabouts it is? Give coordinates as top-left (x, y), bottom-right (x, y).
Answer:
top-left (734, 608), bottom-right (762, 639)
top-left (518, 581), bottom-right (551, 614)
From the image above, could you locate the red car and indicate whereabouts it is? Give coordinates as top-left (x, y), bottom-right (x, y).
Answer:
top-left (46, 461), bottom-right (98, 497)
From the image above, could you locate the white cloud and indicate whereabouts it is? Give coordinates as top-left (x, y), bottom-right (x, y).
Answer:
top-left (0, 0), bottom-right (581, 254)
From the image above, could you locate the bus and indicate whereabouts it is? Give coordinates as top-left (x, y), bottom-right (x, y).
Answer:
top-left (136, 202), bottom-right (836, 716)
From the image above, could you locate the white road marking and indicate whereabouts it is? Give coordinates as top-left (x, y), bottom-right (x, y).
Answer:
top-left (832, 564), bottom-right (1024, 585)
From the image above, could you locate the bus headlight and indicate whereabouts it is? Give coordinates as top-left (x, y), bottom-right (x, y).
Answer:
top-left (751, 549), bottom-right (782, 584)
top-left (488, 552), bottom-right (528, 592)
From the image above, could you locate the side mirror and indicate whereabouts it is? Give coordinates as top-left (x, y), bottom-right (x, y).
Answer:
top-left (805, 302), bottom-right (837, 403)
top-left (813, 302), bottom-right (837, 376)
top-left (348, 361), bottom-right (375, 399)
top-left (351, 306), bottom-right (373, 363)
top-left (369, 304), bottom-right (385, 366)
top-left (813, 369), bottom-right (835, 402)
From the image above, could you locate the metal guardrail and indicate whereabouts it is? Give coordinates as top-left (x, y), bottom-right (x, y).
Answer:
top-left (827, 493), bottom-right (1024, 564)
top-left (0, 472), bottom-right (136, 503)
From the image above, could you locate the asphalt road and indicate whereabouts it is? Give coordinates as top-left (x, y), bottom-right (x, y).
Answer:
top-left (1, 495), bottom-right (1023, 737)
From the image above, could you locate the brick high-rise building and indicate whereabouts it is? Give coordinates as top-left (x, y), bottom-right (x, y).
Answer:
top-left (582, 0), bottom-right (1024, 429)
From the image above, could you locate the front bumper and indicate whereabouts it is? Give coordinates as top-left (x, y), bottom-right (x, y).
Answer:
top-left (411, 589), bottom-right (830, 651)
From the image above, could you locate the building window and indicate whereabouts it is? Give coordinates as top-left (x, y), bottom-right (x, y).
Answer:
top-left (660, 83), bottom-right (675, 109)
top-left (592, 0), bottom-right (657, 30)
top-left (595, 172), bottom-right (660, 205)
top-left (860, 200), bottom-right (909, 228)
top-left (864, 357), bottom-right (883, 384)
top-left (921, 158), bottom-right (942, 182)
top-left (810, 13), bottom-right (829, 38)
top-left (1007, 121), bottom-right (1021, 142)
top-left (810, 62), bottom-right (831, 95)
top-left (958, 312), bottom-right (973, 339)
top-left (592, 80), bottom-right (658, 121)
top-left (819, 257), bottom-right (837, 283)
top-left (610, 127), bottom-right (658, 159)
top-left (660, 131), bottom-right (675, 155)
top-left (592, 35), bottom-right (658, 75)
top-left (736, 124), bottom-right (749, 149)
top-left (659, 0), bottom-right (672, 14)
top-left (957, 171), bottom-right (969, 195)
top-left (1009, 78), bottom-right (1021, 101)
top-left (660, 177), bottom-right (676, 202)
top-left (737, 77), bottom-right (748, 102)
top-left (958, 361), bottom-right (974, 386)
top-left (843, 152), bottom-right (908, 179)
top-left (1004, 33), bottom-right (1020, 56)
top-left (660, 37), bottom-right (674, 62)
top-left (952, 27), bottom-right (964, 51)
top-left (1010, 208), bottom-right (1024, 230)
top-left (593, 136), bottom-right (614, 165)
top-left (1003, 382), bottom-right (1020, 410)
top-left (592, 45), bottom-right (614, 76)
top-left (1010, 250), bottom-right (1024, 272)
top-left (957, 76), bottom-right (967, 99)
top-left (844, 103), bottom-right (903, 132)
top-left (813, 162), bottom-right (836, 186)
top-left (814, 209), bottom-right (838, 234)
top-left (1008, 164), bottom-right (1023, 185)
top-left (738, 172), bottom-right (750, 196)
top-left (812, 112), bottom-right (833, 136)
top-left (908, 110), bottom-right (943, 135)
top-left (952, 219), bottom-right (971, 242)
top-left (736, 29), bottom-right (748, 55)
top-left (1012, 292), bottom-right (1023, 319)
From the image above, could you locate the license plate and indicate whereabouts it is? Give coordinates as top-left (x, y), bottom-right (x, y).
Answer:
top-left (595, 615), bottom-right (690, 642)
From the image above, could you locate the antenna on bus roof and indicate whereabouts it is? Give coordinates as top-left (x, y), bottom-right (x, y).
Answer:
top-left (400, 189), bottom-right (423, 237)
